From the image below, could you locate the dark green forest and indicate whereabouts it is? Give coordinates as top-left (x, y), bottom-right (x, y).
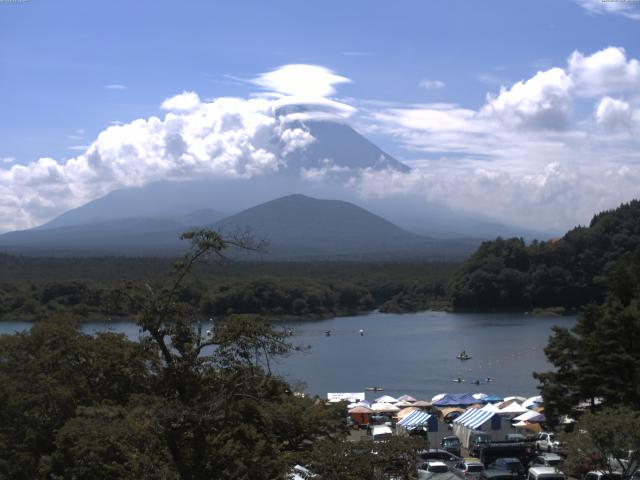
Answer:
top-left (0, 255), bottom-right (454, 321)
top-left (0, 230), bottom-right (425, 480)
top-left (3, 200), bottom-right (640, 322)
top-left (449, 200), bottom-right (640, 311)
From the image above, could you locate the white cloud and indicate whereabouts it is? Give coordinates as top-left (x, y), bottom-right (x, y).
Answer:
top-left (355, 47), bottom-right (640, 230)
top-left (477, 73), bottom-right (510, 86)
top-left (354, 160), bottom-right (640, 232)
top-left (568, 47), bottom-right (640, 97)
top-left (595, 96), bottom-right (634, 132)
top-left (160, 91), bottom-right (201, 112)
top-left (419, 79), bottom-right (445, 89)
top-left (3, 53), bottom-right (640, 234)
top-left (252, 64), bottom-right (351, 98)
top-left (67, 128), bottom-right (85, 140)
top-left (105, 84), bottom-right (127, 90)
top-left (574, 0), bottom-right (640, 20)
top-left (2, 157), bottom-right (15, 164)
top-left (481, 68), bottom-right (574, 130)
top-left (301, 159), bottom-right (352, 182)
top-left (0, 95), bottom-right (315, 232)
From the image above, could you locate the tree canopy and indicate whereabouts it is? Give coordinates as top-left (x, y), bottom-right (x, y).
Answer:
top-left (449, 200), bottom-right (640, 311)
top-left (533, 225), bottom-right (640, 426)
top-left (0, 230), bottom-right (350, 479)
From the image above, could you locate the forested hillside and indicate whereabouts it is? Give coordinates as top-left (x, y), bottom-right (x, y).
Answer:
top-left (0, 255), bottom-right (454, 321)
top-left (449, 200), bottom-right (640, 311)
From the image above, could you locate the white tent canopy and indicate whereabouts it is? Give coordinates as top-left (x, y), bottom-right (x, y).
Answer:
top-left (482, 402), bottom-right (501, 413)
top-left (498, 401), bottom-right (529, 414)
top-left (397, 394), bottom-right (417, 402)
top-left (503, 396), bottom-right (527, 403)
top-left (371, 402), bottom-right (400, 413)
top-left (513, 409), bottom-right (541, 422)
top-left (522, 395), bottom-right (543, 409)
top-left (375, 395), bottom-right (399, 403)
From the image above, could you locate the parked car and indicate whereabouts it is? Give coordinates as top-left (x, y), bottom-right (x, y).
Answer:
top-left (488, 457), bottom-right (526, 480)
top-left (417, 448), bottom-right (461, 466)
top-left (469, 432), bottom-right (494, 457)
top-left (480, 469), bottom-right (519, 480)
top-left (529, 453), bottom-right (563, 470)
top-left (527, 467), bottom-right (566, 480)
top-left (442, 435), bottom-right (462, 457)
top-left (419, 461), bottom-right (450, 473)
top-left (452, 457), bottom-right (485, 480)
top-left (288, 464), bottom-right (317, 479)
top-left (372, 425), bottom-right (393, 442)
top-left (535, 433), bottom-right (565, 453)
top-left (582, 471), bottom-right (623, 480)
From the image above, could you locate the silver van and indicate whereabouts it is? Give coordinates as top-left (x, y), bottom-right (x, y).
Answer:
top-left (528, 467), bottom-right (566, 480)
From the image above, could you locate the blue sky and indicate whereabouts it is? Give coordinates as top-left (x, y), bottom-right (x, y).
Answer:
top-left (0, 0), bottom-right (639, 231)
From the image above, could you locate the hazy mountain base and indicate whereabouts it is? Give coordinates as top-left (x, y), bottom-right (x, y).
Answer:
top-left (0, 194), bottom-right (482, 260)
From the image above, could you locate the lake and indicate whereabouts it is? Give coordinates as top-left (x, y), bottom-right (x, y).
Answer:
top-left (0, 310), bottom-right (574, 402)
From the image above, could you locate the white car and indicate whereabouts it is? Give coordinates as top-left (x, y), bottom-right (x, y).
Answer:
top-left (288, 465), bottom-right (317, 479)
top-left (527, 467), bottom-right (566, 480)
top-left (582, 471), bottom-right (623, 480)
top-left (529, 453), bottom-right (563, 470)
top-left (535, 432), bottom-right (565, 453)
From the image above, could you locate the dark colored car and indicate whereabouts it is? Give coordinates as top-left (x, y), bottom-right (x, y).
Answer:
top-left (442, 436), bottom-right (462, 457)
top-left (480, 469), bottom-right (518, 480)
top-left (529, 454), bottom-right (563, 469)
top-left (417, 449), bottom-right (461, 466)
top-left (489, 457), bottom-right (526, 480)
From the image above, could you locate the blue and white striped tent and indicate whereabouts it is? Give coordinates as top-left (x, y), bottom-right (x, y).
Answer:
top-left (452, 407), bottom-right (514, 446)
top-left (454, 408), bottom-right (497, 430)
top-left (398, 410), bottom-right (432, 429)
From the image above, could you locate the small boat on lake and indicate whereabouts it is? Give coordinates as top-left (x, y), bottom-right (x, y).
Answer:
top-left (456, 350), bottom-right (471, 360)
top-left (365, 386), bottom-right (384, 392)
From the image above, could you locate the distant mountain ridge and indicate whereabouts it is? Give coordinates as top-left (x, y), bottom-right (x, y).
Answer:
top-left (0, 194), bottom-right (480, 260)
top-left (39, 120), bottom-right (409, 231)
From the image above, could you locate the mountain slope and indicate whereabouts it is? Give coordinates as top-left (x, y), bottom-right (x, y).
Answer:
top-left (39, 120), bottom-right (409, 230)
top-left (0, 194), bottom-right (479, 259)
top-left (213, 194), bottom-right (478, 260)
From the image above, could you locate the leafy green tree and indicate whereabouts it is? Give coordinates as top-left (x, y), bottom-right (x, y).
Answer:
top-left (46, 401), bottom-right (176, 480)
top-left (306, 436), bottom-right (421, 480)
top-left (563, 407), bottom-right (640, 480)
top-left (535, 297), bottom-right (640, 425)
top-left (0, 317), bottom-right (156, 479)
top-left (118, 229), bottom-right (344, 480)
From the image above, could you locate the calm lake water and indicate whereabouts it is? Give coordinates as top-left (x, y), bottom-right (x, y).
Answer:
top-left (0, 311), bottom-right (574, 402)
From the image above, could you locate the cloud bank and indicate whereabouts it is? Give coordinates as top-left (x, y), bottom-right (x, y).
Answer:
top-left (1, 50), bottom-right (639, 234)
top-left (354, 47), bottom-right (640, 230)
